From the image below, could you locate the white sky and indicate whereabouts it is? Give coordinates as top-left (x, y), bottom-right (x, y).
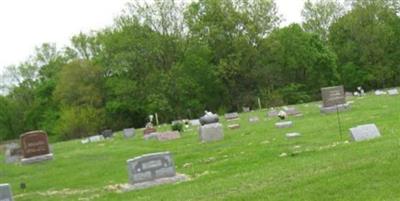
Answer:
top-left (0, 0), bottom-right (305, 73)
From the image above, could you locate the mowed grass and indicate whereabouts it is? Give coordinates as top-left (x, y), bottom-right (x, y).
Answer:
top-left (1, 92), bottom-right (399, 201)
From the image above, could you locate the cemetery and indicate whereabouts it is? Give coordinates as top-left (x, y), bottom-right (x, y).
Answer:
top-left (1, 0), bottom-right (400, 200)
top-left (0, 91), bottom-right (399, 200)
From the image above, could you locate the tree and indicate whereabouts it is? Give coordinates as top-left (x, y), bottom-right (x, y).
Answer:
top-left (302, 0), bottom-right (345, 41)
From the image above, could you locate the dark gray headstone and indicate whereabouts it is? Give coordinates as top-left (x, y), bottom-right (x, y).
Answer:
top-left (199, 123), bottom-right (224, 142)
top-left (321, 85), bottom-right (346, 107)
top-left (199, 114), bottom-right (219, 125)
top-left (349, 124), bottom-right (381, 142)
top-left (123, 128), bottom-right (135, 138)
top-left (101, 129), bottom-right (113, 138)
top-left (127, 152), bottom-right (176, 184)
top-left (0, 184), bottom-right (13, 201)
top-left (224, 112), bottom-right (239, 120)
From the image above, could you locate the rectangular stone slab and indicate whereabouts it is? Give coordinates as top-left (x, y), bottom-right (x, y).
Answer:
top-left (156, 131), bottom-right (181, 141)
top-left (275, 121), bottom-right (293, 128)
top-left (321, 85), bottom-right (346, 107)
top-left (123, 128), bottom-right (135, 138)
top-left (349, 124), bottom-right (381, 142)
top-left (189, 119), bottom-right (201, 126)
top-left (4, 143), bottom-right (21, 164)
top-left (20, 130), bottom-right (50, 159)
top-left (199, 123), bottom-right (224, 142)
top-left (127, 152), bottom-right (176, 184)
top-left (224, 112), bottom-right (239, 120)
top-left (249, 116), bottom-right (259, 123)
top-left (0, 184), bottom-right (13, 201)
top-left (387, 89), bottom-right (399, 96)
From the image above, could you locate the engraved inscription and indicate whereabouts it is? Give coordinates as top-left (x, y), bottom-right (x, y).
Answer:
top-left (142, 160), bottom-right (162, 170)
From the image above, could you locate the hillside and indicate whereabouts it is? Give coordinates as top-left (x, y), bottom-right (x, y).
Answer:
top-left (1, 92), bottom-right (399, 201)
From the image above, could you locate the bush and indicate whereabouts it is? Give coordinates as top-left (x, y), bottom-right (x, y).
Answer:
top-left (171, 122), bottom-right (184, 132)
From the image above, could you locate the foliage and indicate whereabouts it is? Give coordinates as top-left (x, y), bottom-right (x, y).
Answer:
top-left (171, 122), bottom-right (184, 132)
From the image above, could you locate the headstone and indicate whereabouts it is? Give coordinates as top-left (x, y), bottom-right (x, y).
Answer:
top-left (199, 112), bottom-right (219, 125)
top-left (275, 121), bottom-right (293, 128)
top-left (88, 135), bottom-right (105, 143)
top-left (0, 184), bottom-right (13, 201)
top-left (4, 143), bottom-right (21, 164)
top-left (199, 123), bottom-right (224, 142)
top-left (123, 128), bottom-right (135, 138)
top-left (101, 129), bottom-right (113, 138)
top-left (189, 119), bottom-right (201, 126)
top-left (267, 110), bottom-right (279, 117)
top-left (349, 124), bottom-right (381, 142)
top-left (157, 131), bottom-right (180, 141)
top-left (375, 90), bottom-right (386, 96)
top-left (227, 124), bottom-right (240, 130)
top-left (242, 107), bottom-right (250, 112)
top-left (248, 116), bottom-right (259, 123)
top-left (284, 107), bottom-right (302, 116)
top-left (224, 112), bottom-right (239, 121)
top-left (20, 130), bottom-right (53, 164)
top-left (143, 128), bottom-right (157, 136)
top-left (286, 132), bottom-right (301, 139)
top-left (387, 88), bottom-right (399, 96)
top-left (127, 152), bottom-right (176, 184)
top-left (320, 85), bottom-right (349, 113)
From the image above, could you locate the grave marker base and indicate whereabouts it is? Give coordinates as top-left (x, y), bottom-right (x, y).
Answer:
top-left (121, 173), bottom-right (189, 192)
top-left (21, 153), bottom-right (53, 165)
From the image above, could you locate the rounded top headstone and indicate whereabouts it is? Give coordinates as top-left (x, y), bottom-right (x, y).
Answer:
top-left (199, 111), bottom-right (219, 125)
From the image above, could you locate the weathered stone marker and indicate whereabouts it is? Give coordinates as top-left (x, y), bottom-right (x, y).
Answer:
top-left (387, 88), bottom-right (399, 96)
top-left (224, 112), bottom-right (239, 121)
top-left (123, 128), bottom-right (135, 138)
top-left (275, 121), bottom-right (293, 128)
top-left (122, 152), bottom-right (188, 191)
top-left (0, 184), bottom-right (13, 201)
top-left (4, 143), bottom-right (21, 164)
top-left (189, 119), bottom-right (201, 126)
top-left (249, 116), bottom-right (259, 123)
top-left (20, 130), bottom-right (53, 164)
top-left (198, 112), bottom-right (223, 142)
top-left (286, 132), bottom-right (301, 139)
top-left (349, 124), bottom-right (381, 142)
top-left (227, 124), bottom-right (240, 130)
top-left (101, 129), bottom-right (113, 138)
top-left (144, 131), bottom-right (181, 141)
top-left (320, 85), bottom-right (350, 113)
top-left (143, 127), bottom-right (157, 136)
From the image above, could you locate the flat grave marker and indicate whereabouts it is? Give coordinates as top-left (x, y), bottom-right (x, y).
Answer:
top-left (349, 124), bottom-right (381, 142)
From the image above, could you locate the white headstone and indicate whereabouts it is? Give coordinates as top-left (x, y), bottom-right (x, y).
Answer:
top-left (387, 89), bottom-right (399, 96)
top-left (349, 124), bottom-right (381, 142)
top-left (275, 121), bottom-right (293, 128)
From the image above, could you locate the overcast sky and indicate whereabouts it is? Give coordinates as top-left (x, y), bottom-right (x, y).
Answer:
top-left (0, 0), bottom-right (305, 73)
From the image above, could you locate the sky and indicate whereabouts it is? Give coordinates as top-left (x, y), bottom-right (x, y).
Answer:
top-left (0, 0), bottom-right (305, 74)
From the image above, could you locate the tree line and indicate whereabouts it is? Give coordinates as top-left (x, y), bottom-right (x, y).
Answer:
top-left (1, 0), bottom-right (399, 141)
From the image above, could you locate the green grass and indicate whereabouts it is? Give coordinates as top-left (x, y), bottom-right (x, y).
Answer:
top-left (1, 92), bottom-right (399, 201)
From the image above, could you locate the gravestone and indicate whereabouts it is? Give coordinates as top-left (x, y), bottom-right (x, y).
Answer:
top-left (4, 143), bottom-right (21, 164)
top-left (127, 152), bottom-right (176, 184)
top-left (284, 107), bottom-right (302, 116)
top-left (249, 116), bottom-right (259, 123)
top-left (88, 135), bottom-right (105, 143)
top-left (275, 121), bottom-right (293, 128)
top-left (122, 152), bottom-right (188, 191)
top-left (387, 88), bottom-right (399, 96)
top-left (224, 112), bottom-right (239, 121)
top-left (320, 85), bottom-right (350, 113)
top-left (199, 123), bottom-right (224, 142)
top-left (286, 132), bottom-right (301, 139)
top-left (123, 128), bottom-right (135, 138)
top-left (242, 107), bottom-right (250, 112)
top-left (20, 130), bottom-right (53, 164)
top-left (349, 124), bottom-right (381, 142)
top-left (156, 131), bottom-right (180, 141)
top-left (0, 184), bottom-right (13, 201)
top-left (143, 128), bottom-right (157, 136)
top-left (267, 110), bottom-right (279, 117)
top-left (375, 90), bottom-right (386, 96)
top-left (189, 119), bottom-right (201, 126)
top-left (227, 124), bottom-right (240, 130)
top-left (101, 129), bottom-right (113, 138)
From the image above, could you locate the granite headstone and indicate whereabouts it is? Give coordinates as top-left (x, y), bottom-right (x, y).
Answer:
top-left (224, 112), bottom-right (239, 121)
top-left (320, 85), bottom-right (349, 113)
top-left (0, 184), bottom-right (13, 201)
top-left (4, 143), bottom-right (21, 164)
top-left (20, 130), bottom-right (53, 164)
top-left (123, 128), bottom-right (135, 138)
top-left (349, 124), bottom-right (381, 142)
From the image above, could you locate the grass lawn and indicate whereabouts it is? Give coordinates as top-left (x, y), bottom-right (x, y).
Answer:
top-left (1, 92), bottom-right (399, 201)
